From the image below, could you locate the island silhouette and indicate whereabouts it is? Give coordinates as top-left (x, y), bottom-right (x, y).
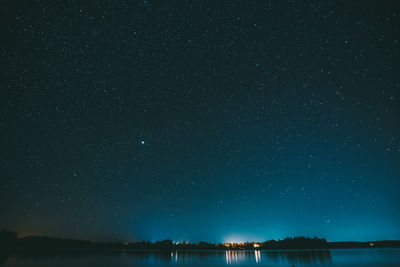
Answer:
top-left (1, 229), bottom-right (399, 252)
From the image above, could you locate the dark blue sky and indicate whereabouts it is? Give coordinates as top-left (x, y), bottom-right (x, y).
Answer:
top-left (1, 1), bottom-right (399, 242)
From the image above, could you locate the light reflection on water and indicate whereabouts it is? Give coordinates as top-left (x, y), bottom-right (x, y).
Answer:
top-left (170, 249), bottom-right (333, 265)
top-left (224, 250), bottom-right (262, 264)
top-left (2, 248), bottom-right (400, 266)
top-left (254, 250), bottom-right (261, 263)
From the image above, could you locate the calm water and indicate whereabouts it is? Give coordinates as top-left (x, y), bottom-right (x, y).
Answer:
top-left (1, 249), bottom-right (400, 266)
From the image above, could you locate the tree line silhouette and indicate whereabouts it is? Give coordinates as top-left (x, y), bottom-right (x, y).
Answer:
top-left (1, 229), bottom-right (399, 252)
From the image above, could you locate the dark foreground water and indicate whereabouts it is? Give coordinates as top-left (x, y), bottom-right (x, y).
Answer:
top-left (1, 248), bottom-right (400, 266)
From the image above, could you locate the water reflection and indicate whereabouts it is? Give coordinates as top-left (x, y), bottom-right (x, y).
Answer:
top-left (1, 250), bottom-right (331, 266)
top-left (223, 250), bottom-right (330, 265)
top-left (2, 249), bottom-right (400, 266)
top-left (254, 250), bottom-right (261, 263)
top-left (271, 250), bottom-right (332, 266)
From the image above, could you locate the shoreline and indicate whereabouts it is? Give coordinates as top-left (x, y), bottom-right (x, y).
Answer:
top-left (3, 247), bottom-right (400, 253)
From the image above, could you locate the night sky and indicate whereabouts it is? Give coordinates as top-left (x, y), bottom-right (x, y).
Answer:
top-left (1, 1), bottom-right (399, 243)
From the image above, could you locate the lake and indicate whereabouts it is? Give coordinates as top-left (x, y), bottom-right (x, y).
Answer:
top-left (1, 248), bottom-right (400, 266)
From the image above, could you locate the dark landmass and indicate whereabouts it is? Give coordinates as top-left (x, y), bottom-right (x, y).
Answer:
top-left (1, 229), bottom-right (400, 252)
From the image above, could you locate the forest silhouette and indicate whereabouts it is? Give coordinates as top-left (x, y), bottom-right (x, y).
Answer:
top-left (1, 229), bottom-right (399, 252)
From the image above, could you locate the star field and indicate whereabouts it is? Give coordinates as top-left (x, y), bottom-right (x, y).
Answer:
top-left (1, 1), bottom-right (399, 242)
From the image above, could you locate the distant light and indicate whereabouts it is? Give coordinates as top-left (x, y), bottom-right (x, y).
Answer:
top-left (253, 243), bottom-right (260, 248)
top-left (140, 140), bottom-right (145, 145)
top-left (369, 243), bottom-right (374, 247)
top-left (123, 241), bottom-right (129, 246)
